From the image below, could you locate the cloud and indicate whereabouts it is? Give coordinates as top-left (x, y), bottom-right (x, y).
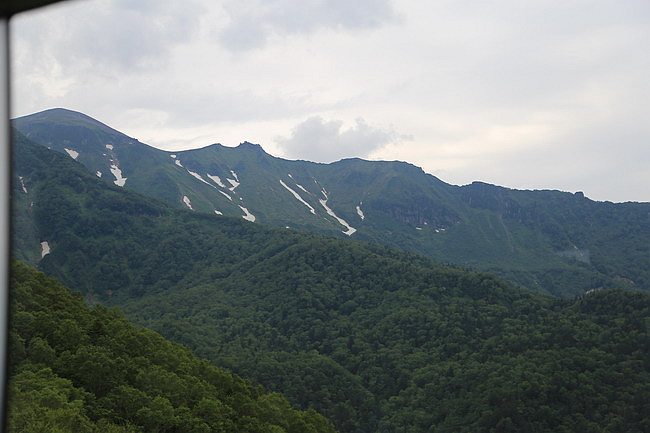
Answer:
top-left (276, 116), bottom-right (405, 162)
top-left (11, 0), bottom-right (650, 202)
top-left (13, 0), bottom-right (205, 74)
top-left (218, 0), bottom-right (399, 51)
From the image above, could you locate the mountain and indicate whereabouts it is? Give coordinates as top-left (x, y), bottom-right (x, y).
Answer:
top-left (8, 261), bottom-right (336, 433)
top-left (13, 108), bottom-right (650, 297)
top-left (10, 131), bottom-right (650, 433)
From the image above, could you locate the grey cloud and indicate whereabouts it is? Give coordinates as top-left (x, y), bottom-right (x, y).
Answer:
top-left (218, 0), bottom-right (398, 51)
top-left (276, 116), bottom-right (404, 162)
top-left (14, 0), bottom-right (205, 74)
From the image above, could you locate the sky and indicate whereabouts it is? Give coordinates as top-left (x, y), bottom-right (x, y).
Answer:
top-left (10, 0), bottom-right (650, 202)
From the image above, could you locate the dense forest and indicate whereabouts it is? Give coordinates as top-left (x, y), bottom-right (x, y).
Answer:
top-left (9, 131), bottom-right (650, 432)
top-left (121, 239), bottom-right (650, 432)
top-left (7, 261), bottom-right (336, 433)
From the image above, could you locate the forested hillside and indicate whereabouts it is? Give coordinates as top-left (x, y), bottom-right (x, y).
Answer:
top-left (13, 109), bottom-right (650, 297)
top-left (10, 131), bottom-right (650, 432)
top-left (121, 240), bottom-right (650, 433)
top-left (8, 261), bottom-right (336, 433)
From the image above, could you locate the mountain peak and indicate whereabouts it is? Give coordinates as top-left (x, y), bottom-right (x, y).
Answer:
top-left (13, 108), bottom-right (129, 138)
top-left (237, 141), bottom-right (269, 154)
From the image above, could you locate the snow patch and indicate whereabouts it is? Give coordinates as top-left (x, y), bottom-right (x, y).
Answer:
top-left (175, 159), bottom-right (183, 167)
top-left (207, 174), bottom-right (226, 188)
top-left (214, 210), bottom-right (223, 215)
top-left (218, 190), bottom-right (233, 201)
top-left (170, 154), bottom-right (176, 158)
top-left (416, 227), bottom-right (423, 231)
top-left (239, 205), bottom-right (256, 222)
top-left (226, 178), bottom-right (240, 191)
top-left (105, 144), bottom-right (113, 150)
top-left (96, 171), bottom-right (102, 178)
top-left (109, 163), bottom-right (127, 187)
top-left (230, 170), bottom-right (239, 181)
top-left (356, 203), bottom-right (365, 220)
top-left (182, 195), bottom-right (193, 210)
top-left (64, 148), bottom-right (79, 160)
top-left (319, 190), bottom-right (356, 236)
top-left (296, 183), bottom-right (309, 194)
top-left (40, 241), bottom-right (50, 258)
top-left (280, 180), bottom-right (315, 214)
top-left (288, 173), bottom-right (293, 178)
top-left (19, 176), bottom-right (27, 193)
top-left (187, 170), bottom-right (213, 187)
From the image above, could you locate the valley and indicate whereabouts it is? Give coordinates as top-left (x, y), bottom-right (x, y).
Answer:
top-left (8, 122), bottom-right (650, 432)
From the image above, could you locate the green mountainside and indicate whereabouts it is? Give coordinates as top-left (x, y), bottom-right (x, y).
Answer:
top-left (10, 132), bottom-right (650, 432)
top-left (12, 108), bottom-right (650, 297)
top-left (8, 261), bottom-right (336, 433)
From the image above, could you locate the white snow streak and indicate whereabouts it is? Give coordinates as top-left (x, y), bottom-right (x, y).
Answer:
top-left (226, 178), bottom-right (240, 191)
top-left (187, 170), bottom-right (213, 186)
top-left (218, 190), bottom-right (233, 201)
top-left (105, 144), bottom-right (113, 150)
top-left (64, 148), bottom-right (79, 159)
top-left (239, 205), bottom-right (256, 222)
top-left (230, 170), bottom-right (239, 181)
top-left (280, 180), bottom-right (315, 214)
top-left (40, 241), bottom-right (50, 258)
top-left (175, 159), bottom-right (183, 167)
top-left (182, 195), bottom-right (193, 210)
top-left (109, 163), bottom-right (127, 187)
top-left (214, 210), bottom-right (223, 215)
top-left (288, 174), bottom-right (311, 193)
top-left (170, 154), bottom-right (176, 158)
top-left (19, 176), bottom-right (27, 193)
top-left (207, 174), bottom-right (226, 188)
top-left (356, 203), bottom-right (365, 220)
top-left (319, 190), bottom-right (356, 236)
top-left (96, 171), bottom-right (102, 177)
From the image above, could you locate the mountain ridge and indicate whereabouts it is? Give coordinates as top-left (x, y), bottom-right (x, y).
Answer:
top-left (9, 135), bottom-right (650, 432)
top-left (12, 108), bottom-right (650, 297)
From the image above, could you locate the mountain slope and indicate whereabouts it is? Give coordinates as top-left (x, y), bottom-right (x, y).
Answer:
top-left (8, 261), bottom-right (336, 433)
top-left (12, 108), bottom-right (650, 297)
top-left (10, 132), bottom-right (650, 433)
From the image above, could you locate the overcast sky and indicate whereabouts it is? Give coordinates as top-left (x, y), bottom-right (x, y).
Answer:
top-left (11, 0), bottom-right (650, 202)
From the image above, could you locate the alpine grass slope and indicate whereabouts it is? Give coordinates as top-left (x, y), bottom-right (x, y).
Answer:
top-left (13, 108), bottom-right (650, 297)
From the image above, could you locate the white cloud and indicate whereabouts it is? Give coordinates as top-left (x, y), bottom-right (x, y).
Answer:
top-left (276, 116), bottom-right (406, 162)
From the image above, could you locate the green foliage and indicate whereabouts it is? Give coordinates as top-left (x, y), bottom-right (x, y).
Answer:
top-left (13, 111), bottom-right (650, 297)
top-left (117, 235), bottom-right (650, 433)
top-left (8, 262), bottom-right (337, 433)
top-left (9, 126), bottom-right (650, 432)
